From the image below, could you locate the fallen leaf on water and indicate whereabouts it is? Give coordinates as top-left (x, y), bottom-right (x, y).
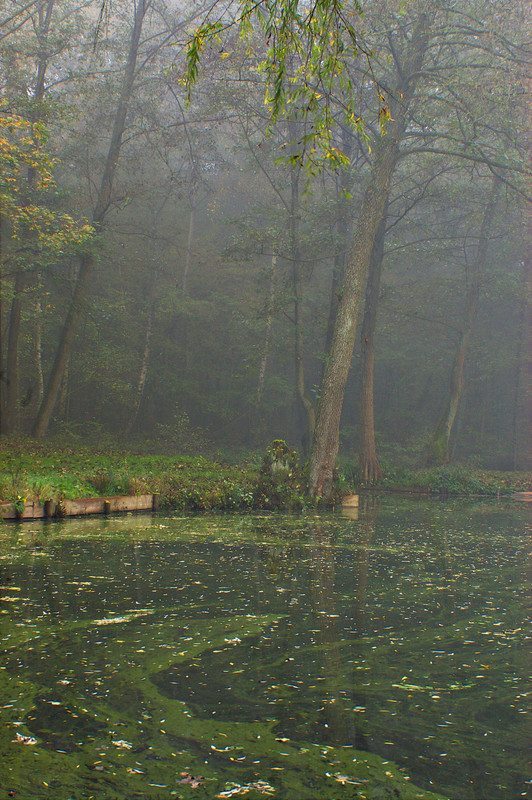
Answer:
top-left (178, 772), bottom-right (205, 789)
top-left (13, 733), bottom-right (38, 746)
top-left (111, 739), bottom-right (132, 749)
top-left (326, 772), bottom-right (365, 786)
top-left (216, 780), bottom-right (275, 797)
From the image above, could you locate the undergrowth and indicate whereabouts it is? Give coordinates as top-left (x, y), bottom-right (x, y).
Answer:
top-left (1, 439), bottom-right (529, 511)
top-left (342, 461), bottom-right (530, 496)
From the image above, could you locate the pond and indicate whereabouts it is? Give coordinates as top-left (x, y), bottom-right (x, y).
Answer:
top-left (0, 496), bottom-right (528, 800)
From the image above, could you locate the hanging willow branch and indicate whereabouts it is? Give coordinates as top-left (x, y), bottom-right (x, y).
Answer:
top-left (184, 0), bottom-right (374, 171)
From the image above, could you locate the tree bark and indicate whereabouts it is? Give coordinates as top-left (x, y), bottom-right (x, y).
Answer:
top-left (126, 297), bottom-right (155, 435)
top-left (3, 273), bottom-right (28, 433)
top-left (289, 157), bottom-right (315, 454)
top-left (324, 126), bottom-right (354, 359)
top-left (32, 298), bottom-right (44, 413)
top-left (182, 197), bottom-right (196, 296)
top-left (181, 195), bottom-right (196, 373)
top-left (359, 210), bottom-right (387, 483)
top-left (256, 253), bottom-right (277, 408)
top-left (33, 254), bottom-right (95, 437)
top-left (33, 0), bottom-right (149, 438)
top-left (512, 248), bottom-right (530, 470)
top-left (57, 354), bottom-right (70, 421)
top-left (309, 14), bottom-right (431, 497)
top-left (309, 140), bottom-right (399, 496)
top-left (427, 176), bottom-right (502, 465)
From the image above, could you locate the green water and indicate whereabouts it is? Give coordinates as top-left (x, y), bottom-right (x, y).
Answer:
top-left (0, 497), bottom-right (528, 800)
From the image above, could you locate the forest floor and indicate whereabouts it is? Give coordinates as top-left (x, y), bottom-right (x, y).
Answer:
top-left (0, 440), bottom-right (529, 511)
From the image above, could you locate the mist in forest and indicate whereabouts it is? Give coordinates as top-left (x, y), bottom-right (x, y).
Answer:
top-left (0, 0), bottom-right (528, 476)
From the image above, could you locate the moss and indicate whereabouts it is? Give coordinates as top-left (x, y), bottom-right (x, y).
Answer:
top-left (1, 501), bottom-right (527, 798)
top-left (0, 609), bottom-right (448, 800)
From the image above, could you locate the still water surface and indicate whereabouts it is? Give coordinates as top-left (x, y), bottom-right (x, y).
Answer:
top-left (0, 497), bottom-right (528, 799)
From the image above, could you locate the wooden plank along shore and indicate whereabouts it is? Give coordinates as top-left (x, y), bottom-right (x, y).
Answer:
top-left (513, 491), bottom-right (532, 502)
top-left (0, 494), bottom-right (157, 521)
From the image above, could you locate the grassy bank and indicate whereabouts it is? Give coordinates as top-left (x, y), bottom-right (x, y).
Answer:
top-left (342, 463), bottom-right (531, 497)
top-left (0, 440), bottom-right (313, 512)
top-left (0, 443), bottom-right (257, 511)
top-left (0, 442), bottom-right (529, 514)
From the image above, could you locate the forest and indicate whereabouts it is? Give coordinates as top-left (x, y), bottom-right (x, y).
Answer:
top-left (0, 4), bottom-right (530, 800)
top-left (0, 0), bottom-right (529, 495)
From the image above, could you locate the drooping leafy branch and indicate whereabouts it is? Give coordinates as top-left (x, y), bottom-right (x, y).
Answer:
top-left (184, 0), bottom-right (373, 170)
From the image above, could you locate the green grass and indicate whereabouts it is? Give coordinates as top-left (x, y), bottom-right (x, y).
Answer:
top-left (342, 461), bottom-right (531, 496)
top-left (1, 440), bottom-right (529, 511)
top-left (0, 439), bottom-right (260, 510)
top-left (0, 438), bottom-right (318, 511)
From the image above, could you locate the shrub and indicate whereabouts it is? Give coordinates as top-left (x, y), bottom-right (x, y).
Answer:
top-left (87, 469), bottom-right (132, 496)
top-left (254, 440), bottom-right (309, 510)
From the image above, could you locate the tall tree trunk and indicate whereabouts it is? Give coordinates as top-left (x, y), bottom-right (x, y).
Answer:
top-left (126, 297), bottom-right (155, 435)
top-left (33, 0), bottom-right (149, 438)
top-left (256, 253), bottom-right (277, 408)
top-left (512, 250), bottom-right (530, 470)
top-left (182, 198), bottom-right (196, 296)
top-left (427, 176), bottom-right (502, 465)
top-left (33, 254), bottom-right (94, 437)
top-left (359, 210), bottom-right (387, 483)
top-left (58, 354), bottom-right (70, 421)
top-left (324, 126), bottom-right (354, 358)
top-left (181, 196), bottom-right (195, 373)
top-left (32, 298), bottom-right (44, 413)
top-left (309, 14), bottom-right (430, 497)
top-left (289, 153), bottom-right (315, 454)
top-left (3, 273), bottom-right (28, 433)
top-left (309, 139), bottom-right (399, 496)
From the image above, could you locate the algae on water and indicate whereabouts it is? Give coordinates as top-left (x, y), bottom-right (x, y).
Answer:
top-left (0, 498), bottom-right (527, 799)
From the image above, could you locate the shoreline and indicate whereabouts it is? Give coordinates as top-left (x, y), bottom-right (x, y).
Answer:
top-left (2, 486), bottom-right (529, 523)
top-left (0, 444), bottom-right (530, 518)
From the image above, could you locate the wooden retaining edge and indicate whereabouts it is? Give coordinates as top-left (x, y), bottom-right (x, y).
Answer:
top-left (0, 494), bottom-right (158, 521)
top-left (513, 491), bottom-right (532, 502)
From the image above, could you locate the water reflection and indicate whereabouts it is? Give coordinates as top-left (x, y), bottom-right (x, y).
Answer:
top-left (0, 498), bottom-right (527, 800)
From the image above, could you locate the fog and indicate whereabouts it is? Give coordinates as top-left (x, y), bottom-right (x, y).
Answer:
top-left (0, 0), bottom-right (528, 475)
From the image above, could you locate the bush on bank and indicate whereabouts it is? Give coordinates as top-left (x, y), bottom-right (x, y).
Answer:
top-left (342, 461), bottom-right (530, 496)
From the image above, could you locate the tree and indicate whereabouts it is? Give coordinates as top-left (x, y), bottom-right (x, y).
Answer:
top-left (0, 0), bottom-right (524, 476)
top-left (1, 0), bottom-right (92, 432)
top-left (187, 0), bottom-right (528, 493)
top-left (358, 209), bottom-right (386, 483)
top-left (186, 0), bottom-right (365, 170)
top-left (427, 176), bottom-right (502, 464)
top-left (32, 0), bottom-right (151, 437)
top-left (0, 111), bottom-right (92, 433)
top-left (309, 9), bottom-right (431, 496)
